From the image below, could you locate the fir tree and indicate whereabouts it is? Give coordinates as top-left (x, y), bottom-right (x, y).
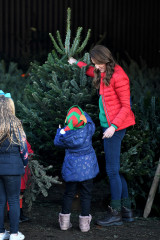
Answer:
top-left (0, 60), bottom-right (30, 115)
top-left (18, 8), bottom-right (102, 170)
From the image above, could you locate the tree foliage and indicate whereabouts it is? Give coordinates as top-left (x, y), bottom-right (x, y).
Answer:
top-left (18, 8), bottom-right (99, 168)
top-left (16, 8), bottom-right (160, 213)
top-left (24, 153), bottom-right (62, 211)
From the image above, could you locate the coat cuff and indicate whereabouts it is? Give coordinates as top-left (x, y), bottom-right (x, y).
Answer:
top-left (111, 123), bottom-right (118, 130)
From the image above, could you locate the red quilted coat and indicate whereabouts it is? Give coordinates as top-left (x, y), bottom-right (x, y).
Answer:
top-left (77, 62), bottom-right (135, 130)
top-left (20, 140), bottom-right (33, 190)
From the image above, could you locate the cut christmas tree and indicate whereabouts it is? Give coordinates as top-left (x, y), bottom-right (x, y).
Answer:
top-left (18, 8), bottom-right (102, 170)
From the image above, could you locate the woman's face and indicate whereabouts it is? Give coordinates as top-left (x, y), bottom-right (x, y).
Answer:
top-left (91, 58), bottom-right (107, 73)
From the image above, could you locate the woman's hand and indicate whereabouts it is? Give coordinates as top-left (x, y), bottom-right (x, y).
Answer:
top-left (102, 126), bottom-right (116, 139)
top-left (68, 57), bottom-right (77, 65)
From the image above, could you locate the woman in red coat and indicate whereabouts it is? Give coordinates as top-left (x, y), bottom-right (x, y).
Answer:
top-left (68, 45), bottom-right (135, 226)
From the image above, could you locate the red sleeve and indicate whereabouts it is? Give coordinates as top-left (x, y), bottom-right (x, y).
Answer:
top-left (77, 61), bottom-right (95, 78)
top-left (26, 140), bottom-right (34, 154)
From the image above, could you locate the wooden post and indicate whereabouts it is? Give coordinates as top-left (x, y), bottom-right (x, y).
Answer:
top-left (143, 158), bottom-right (160, 218)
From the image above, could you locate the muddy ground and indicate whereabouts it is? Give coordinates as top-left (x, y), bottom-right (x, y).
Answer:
top-left (4, 182), bottom-right (160, 240)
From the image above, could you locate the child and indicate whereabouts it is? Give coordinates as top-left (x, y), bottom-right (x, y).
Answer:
top-left (0, 91), bottom-right (28, 240)
top-left (54, 105), bottom-right (99, 232)
top-left (7, 140), bottom-right (33, 223)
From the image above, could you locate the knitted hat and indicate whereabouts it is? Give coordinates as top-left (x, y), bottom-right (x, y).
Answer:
top-left (64, 105), bottom-right (87, 131)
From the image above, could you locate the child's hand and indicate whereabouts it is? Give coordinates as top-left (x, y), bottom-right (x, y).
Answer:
top-left (68, 57), bottom-right (77, 65)
top-left (60, 129), bottom-right (66, 134)
top-left (59, 124), bottom-right (61, 128)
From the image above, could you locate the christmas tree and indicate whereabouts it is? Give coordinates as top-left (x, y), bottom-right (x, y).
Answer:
top-left (18, 8), bottom-right (102, 171)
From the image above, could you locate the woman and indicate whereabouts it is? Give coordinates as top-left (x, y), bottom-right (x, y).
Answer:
top-left (68, 45), bottom-right (135, 226)
top-left (0, 91), bottom-right (28, 240)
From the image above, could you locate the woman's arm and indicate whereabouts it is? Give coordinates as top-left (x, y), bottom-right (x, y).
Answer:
top-left (68, 57), bottom-right (95, 78)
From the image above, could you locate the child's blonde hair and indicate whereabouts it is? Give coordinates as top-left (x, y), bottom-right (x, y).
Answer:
top-left (6, 98), bottom-right (15, 115)
top-left (0, 95), bottom-right (26, 145)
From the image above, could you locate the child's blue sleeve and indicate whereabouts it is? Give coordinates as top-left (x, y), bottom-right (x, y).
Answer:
top-left (54, 129), bottom-right (66, 147)
top-left (54, 128), bottom-right (88, 149)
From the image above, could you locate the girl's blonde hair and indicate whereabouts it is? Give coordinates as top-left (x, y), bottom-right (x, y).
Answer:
top-left (0, 95), bottom-right (26, 146)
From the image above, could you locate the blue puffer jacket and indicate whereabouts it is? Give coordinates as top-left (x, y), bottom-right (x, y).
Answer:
top-left (54, 112), bottom-right (99, 182)
top-left (0, 135), bottom-right (28, 176)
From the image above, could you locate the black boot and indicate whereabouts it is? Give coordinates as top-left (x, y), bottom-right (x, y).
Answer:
top-left (19, 208), bottom-right (30, 223)
top-left (96, 206), bottom-right (123, 226)
top-left (121, 206), bottom-right (134, 222)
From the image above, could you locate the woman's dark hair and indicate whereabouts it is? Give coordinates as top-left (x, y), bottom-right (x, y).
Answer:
top-left (90, 45), bottom-right (116, 89)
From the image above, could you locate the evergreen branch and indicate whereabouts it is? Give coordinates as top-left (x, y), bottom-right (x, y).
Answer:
top-left (69, 27), bottom-right (83, 57)
top-left (47, 52), bottom-right (57, 65)
top-left (50, 71), bottom-right (58, 84)
top-left (80, 67), bottom-right (88, 87)
top-left (46, 82), bottom-right (62, 94)
top-left (65, 30), bottom-right (71, 56)
top-left (77, 29), bottom-right (91, 53)
top-left (62, 80), bottom-right (70, 90)
top-left (30, 62), bottom-right (40, 74)
top-left (32, 92), bottom-right (47, 109)
top-left (64, 8), bottom-right (71, 55)
top-left (18, 101), bottom-right (33, 117)
top-left (70, 79), bottom-right (80, 91)
top-left (83, 53), bottom-right (91, 64)
top-left (32, 82), bottom-right (44, 95)
top-left (66, 8), bottom-right (71, 35)
top-left (56, 30), bottom-right (65, 50)
top-left (49, 33), bottom-right (65, 55)
top-left (24, 158), bottom-right (62, 211)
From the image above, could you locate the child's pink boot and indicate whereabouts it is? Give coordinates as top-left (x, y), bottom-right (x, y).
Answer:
top-left (79, 214), bottom-right (92, 232)
top-left (59, 213), bottom-right (72, 230)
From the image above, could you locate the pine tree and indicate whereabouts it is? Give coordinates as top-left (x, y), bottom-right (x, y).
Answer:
top-left (0, 60), bottom-right (30, 115)
top-left (18, 8), bottom-right (102, 170)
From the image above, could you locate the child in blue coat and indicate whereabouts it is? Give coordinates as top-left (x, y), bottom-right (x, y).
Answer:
top-left (54, 105), bottom-right (99, 232)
